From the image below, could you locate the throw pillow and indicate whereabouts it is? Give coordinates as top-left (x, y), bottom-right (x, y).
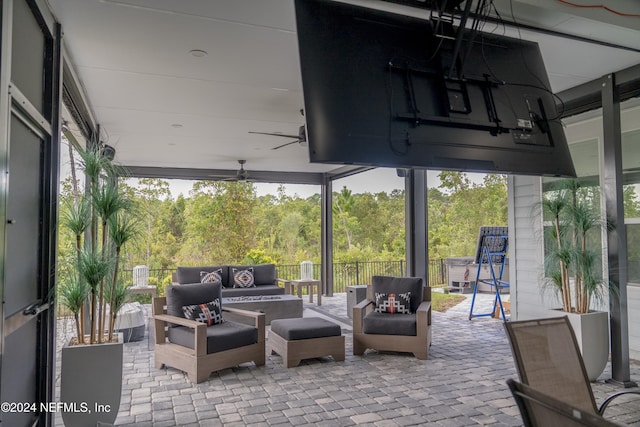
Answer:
top-left (374, 292), bottom-right (411, 314)
top-left (232, 267), bottom-right (255, 288)
top-left (200, 269), bottom-right (223, 285)
top-left (182, 299), bottom-right (224, 326)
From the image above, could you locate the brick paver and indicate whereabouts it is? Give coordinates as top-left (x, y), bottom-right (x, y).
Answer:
top-left (54, 292), bottom-right (640, 426)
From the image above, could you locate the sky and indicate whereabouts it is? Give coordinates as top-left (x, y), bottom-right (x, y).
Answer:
top-left (160, 168), bottom-right (485, 199)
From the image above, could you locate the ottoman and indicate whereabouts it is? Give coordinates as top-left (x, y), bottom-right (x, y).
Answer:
top-left (269, 318), bottom-right (345, 368)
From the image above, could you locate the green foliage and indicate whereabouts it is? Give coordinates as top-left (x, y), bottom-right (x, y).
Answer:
top-left (60, 197), bottom-right (91, 240)
top-left (109, 171), bottom-right (512, 283)
top-left (431, 292), bottom-right (465, 312)
top-left (429, 172), bottom-right (507, 258)
top-left (542, 179), bottom-right (608, 313)
top-left (108, 279), bottom-right (129, 331)
top-left (77, 248), bottom-right (112, 291)
top-left (243, 249), bottom-right (276, 265)
top-left (57, 143), bottom-right (140, 344)
top-left (58, 276), bottom-right (88, 315)
top-left (158, 275), bottom-right (173, 297)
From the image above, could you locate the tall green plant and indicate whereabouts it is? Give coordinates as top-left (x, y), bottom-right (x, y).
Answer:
top-left (58, 276), bottom-right (88, 344)
top-left (59, 144), bottom-right (138, 345)
top-left (93, 180), bottom-right (132, 342)
top-left (60, 197), bottom-right (91, 342)
top-left (542, 179), bottom-right (608, 313)
top-left (107, 212), bottom-right (140, 340)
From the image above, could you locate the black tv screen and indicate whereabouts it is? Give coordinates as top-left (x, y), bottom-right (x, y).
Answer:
top-left (295, 0), bottom-right (576, 177)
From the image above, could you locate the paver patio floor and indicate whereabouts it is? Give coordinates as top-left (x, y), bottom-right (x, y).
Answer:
top-left (55, 292), bottom-right (640, 426)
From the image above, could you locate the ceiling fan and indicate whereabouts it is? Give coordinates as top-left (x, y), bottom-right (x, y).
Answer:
top-left (249, 125), bottom-right (307, 150)
top-left (208, 159), bottom-right (252, 182)
top-left (225, 159), bottom-right (250, 181)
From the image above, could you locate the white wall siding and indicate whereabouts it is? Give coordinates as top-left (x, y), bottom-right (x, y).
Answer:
top-left (509, 175), bottom-right (554, 320)
top-left (510, 175), bottom-right (640, 359)
top-left (628, 286), bottom-right (640, 360)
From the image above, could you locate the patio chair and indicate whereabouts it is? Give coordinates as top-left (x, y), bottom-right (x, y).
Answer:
top-left (504, 317), bottom-right (640, 417)
top-left (153, 282), bottom-right (265, 383)
top-left (507, 379), bottom-right (623, 427)
top-left (353, 276), bottom-right (431, 359)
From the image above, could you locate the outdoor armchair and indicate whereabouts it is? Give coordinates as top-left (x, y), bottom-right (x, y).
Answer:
top-left (504, 317), bottom-right (640, 417)
top-left (353, 276), bottom-right (431, 359)
top-left (507, 379), bottom-right (623, 427)
top-left (153, 282), bottom-right (265, 383)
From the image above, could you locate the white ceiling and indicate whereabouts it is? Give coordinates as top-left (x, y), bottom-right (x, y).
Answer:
top-left (47, 0), bottom-right (640, 179)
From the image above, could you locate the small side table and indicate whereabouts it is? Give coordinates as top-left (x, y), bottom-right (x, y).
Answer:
top-left (283, 279), bottom-right (322, 306)
top-left (126, 285), bottom-right (157, 301)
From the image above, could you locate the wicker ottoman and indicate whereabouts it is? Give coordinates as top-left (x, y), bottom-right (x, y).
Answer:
top-left (269, 318), bottom-right (345, 368)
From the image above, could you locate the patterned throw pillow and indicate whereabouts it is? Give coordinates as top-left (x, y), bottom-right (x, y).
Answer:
top-left (374, 292), bottom-right (411, 314)
top-left (182, 299), bottom-right (224, 326)
top-left (232, 267), bottom-right (255, 288)
top-left (200, 269), bottom-right (223, 285)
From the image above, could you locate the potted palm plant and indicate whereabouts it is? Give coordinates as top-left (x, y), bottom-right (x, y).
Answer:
top-left (58, 143), bottom-right (139, 426)
top-left (542, 178), bottom-right (611, 381)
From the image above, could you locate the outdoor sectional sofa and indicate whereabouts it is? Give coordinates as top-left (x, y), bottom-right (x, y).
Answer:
top-left (175, 263), bottom-right (285, 297)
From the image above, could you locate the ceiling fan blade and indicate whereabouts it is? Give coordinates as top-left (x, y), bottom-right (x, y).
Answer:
top-left (272, 140), bottom-right (301, 150)
top-left (249, 131), bottom-right (299, 139)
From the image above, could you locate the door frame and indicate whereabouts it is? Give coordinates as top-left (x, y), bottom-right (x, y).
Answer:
top-left (0, 0), bottom-right (62, 425)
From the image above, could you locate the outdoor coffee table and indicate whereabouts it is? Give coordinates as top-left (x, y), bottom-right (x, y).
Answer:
top-left (282, 279), bottom-right (322, 305)
top-left (221, 294), bottom-right (303, 325)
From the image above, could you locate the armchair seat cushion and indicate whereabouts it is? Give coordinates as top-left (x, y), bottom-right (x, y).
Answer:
top-left (363, 312), bottom-right (417, 336)
top-left (168, 321), bottom-right (258, 354)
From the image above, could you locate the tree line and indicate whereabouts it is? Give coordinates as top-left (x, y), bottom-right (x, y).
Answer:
top-left (58, 169), bottom-right (509, 279)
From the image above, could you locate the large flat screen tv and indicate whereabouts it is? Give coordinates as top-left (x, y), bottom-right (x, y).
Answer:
top-left (295, 0), bottom-right (576, 177)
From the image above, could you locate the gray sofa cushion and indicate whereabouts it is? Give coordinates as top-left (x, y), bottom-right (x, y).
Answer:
top-left (165, 282), bottom-right (222, 319)
top-left (229, 263), bottom-right (276, 286)
top-left (362, 312), bottom-right (417, 336)
top-left (167, 321), bottom-right (258, 354)
top-left (221, 285), bottom-right (284, 298)
top-left (176, 266), bottom-right (228, 286)
top-left (271, 318), bottom-right (341, 340)
top-left (176, 264), bottom-right (278, 288)
top-left (372, 276), bottom-right (423, 313)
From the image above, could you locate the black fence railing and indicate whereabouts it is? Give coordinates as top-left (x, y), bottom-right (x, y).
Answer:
top-left (277, 261), bottom-right (405, 294)
top-left (120, 259), bottom-right (448, 296)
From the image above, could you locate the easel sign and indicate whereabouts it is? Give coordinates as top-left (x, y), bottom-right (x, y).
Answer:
top-left (469, 226), bottom-right (510, 321)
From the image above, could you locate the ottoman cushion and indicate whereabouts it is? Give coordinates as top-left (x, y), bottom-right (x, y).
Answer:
top-left (271, 318), bottom-right (340, 341)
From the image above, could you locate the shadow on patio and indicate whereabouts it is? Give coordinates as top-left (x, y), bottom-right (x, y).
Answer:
top-left (55, 293), bottom-right (640, 426)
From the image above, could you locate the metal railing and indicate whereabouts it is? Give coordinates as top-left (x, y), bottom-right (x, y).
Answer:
top-left (263, 259), bottom-right (445, 292)
top-left (120, 259), bottom-right (448, 296)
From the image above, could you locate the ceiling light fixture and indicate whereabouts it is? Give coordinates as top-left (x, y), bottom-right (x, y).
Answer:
top-left (189, 49), bottom-right (208, 57)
